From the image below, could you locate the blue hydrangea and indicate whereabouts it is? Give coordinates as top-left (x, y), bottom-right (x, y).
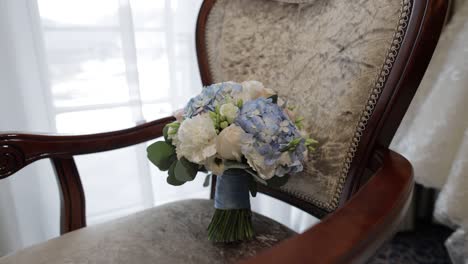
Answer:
top-left (235, 98), bottom-right (306, 177)
top-left (184, 82), bottom-right (242, 118)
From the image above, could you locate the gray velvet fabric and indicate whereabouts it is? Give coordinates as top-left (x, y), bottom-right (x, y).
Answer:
top-left (205, 0), bottom-right (406, 211)
top-left (0, 200), bottom-right (295, 264)
top-left (273, 0), bottom-right (317, 3)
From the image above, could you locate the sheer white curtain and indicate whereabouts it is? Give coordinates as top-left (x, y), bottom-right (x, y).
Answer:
top-left (391, 0), bottom-right (468, 261)
top-left (0, 0), bottom-right (317, 256)
top-left (37, 0), bottom-right (209, 225)
top-left (0, 0), bottom-right (59, 256)
top-left (0, 0), bottom-right (209, 255)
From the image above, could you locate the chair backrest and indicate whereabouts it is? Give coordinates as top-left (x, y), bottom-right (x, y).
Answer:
top-left (196, 0), bottom-right (448, 216)
top-left (0, 0), bottom-right (448, 234)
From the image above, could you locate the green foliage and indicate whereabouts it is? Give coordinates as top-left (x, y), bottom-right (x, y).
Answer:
top-left (198, 165), bottom-right (208, 173)
top-left (268, 94), bottom-right (278, 104)
top-left (209, 111), bottom-right (218, 122)
top-left (166, 162), bottom-right (185, 186)
top-left (235, 164), bottom-right (291, 189)
top-left (220, 121), bottom-right (229, 129)
top-left (209, 110), bottom-right (221, 132)
top-left (266, 174), bottom-right (290, 188)
top-left (244, 169), bottom-right (267, 185)
top-left (147, 140), bottom-right (200, 186)
top-left (280, 137), bottom-right (303, 152)
top-left (207, 209), bottom-right (254, 243)
top-left (174, 157), bottom-right (198, 182)
top-left (147, 141), bottom-right (176, 171)
top-left (224, 160), bottom-right (250, 170)
top-left (236, 99), bottom-right (243, 108)
top-left (305, 137), bottom-right (319, 151)
top-left (163, 122), bottom-right (180, 144)
top-left (203, 173), bottom-right (212, 187)
top-left (163, 125), bottom-right (170, 142)
top-left (248, 177), bottom-right (257, 197)
top-left (294, 116), bottom-right (305, 130)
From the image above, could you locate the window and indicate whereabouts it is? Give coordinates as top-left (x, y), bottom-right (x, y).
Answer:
top-left (37, 0), bottom-right (207, 224)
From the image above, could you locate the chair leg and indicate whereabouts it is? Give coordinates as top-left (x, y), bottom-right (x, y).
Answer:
top-left (52, 157), bottom-right (86, 234)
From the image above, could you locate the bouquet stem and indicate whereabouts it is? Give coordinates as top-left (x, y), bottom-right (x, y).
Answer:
top-left (208, 169), bottom-right (253, 243)
top-left (207, 209), bottom-right (253, 242)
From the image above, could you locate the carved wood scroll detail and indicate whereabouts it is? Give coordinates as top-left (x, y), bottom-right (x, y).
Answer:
top-left (0, 144), bottom-right (26, 179)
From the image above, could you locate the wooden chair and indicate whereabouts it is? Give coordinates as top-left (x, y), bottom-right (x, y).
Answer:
top-left (0, 0), bottom-right (449, 263)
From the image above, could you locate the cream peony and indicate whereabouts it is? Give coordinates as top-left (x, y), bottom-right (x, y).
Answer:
top-left (176, 114), bottom-right (217, 164)
top-left (216, 124), bottom-right (245, 161)
top-left (237, 80), bottom-right (276, 102)
top-left (219, 103), bottom-right (239, 124)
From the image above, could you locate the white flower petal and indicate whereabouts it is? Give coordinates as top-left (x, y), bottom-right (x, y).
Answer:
top-left (176, 114), bottom-right (217, 164)
top-left (216, 124), bottom-right (245, 161)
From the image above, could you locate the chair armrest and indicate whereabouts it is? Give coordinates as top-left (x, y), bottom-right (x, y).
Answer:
top-left (241, 149), bottom-right (414, 264)
top-left (0, 116), bottom-right (175, 179)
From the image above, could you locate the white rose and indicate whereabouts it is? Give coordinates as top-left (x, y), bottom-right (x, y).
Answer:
top-left (216, 124), bottom-right (245, 161)
top-left (204, 156), bottom-right (225, 176)
top-left (176, 114), bottom-right (217, 164)
top-left (238, 80), bottom-right (276, 101)
top-left (219, 103), bottom-right (239, 124)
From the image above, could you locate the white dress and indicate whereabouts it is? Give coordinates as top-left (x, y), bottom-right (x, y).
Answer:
top-left (391, 0), bottom-right (468, 262)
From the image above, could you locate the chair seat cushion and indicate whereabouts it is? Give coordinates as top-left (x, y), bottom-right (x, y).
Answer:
top-left (0, 199), bottom-right (296, 264)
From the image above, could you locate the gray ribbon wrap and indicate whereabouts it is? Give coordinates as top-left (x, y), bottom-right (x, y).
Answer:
top-left (214, 169), bottom-right (251, 210)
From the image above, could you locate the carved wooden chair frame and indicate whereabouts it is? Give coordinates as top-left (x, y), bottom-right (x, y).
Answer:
top-left (0, 0), bottom-right (449, 262)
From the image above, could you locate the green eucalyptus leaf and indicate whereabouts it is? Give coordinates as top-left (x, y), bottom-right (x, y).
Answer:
top-left (248, 177), bottom-right (257, 197)
top-left (244, 169), bottom-right (267, 185)
top-left (147, 141), bottom-right (175, 171)
top-left (268, 94), bottom-right (278, 104)
top-left (198, 165), bottom-right (208, 173)
top-left (236, 99), bottom-right (243, 108)
top-left (224, 160), bottom-right (250, 170)
top-left (175, 158), bottom-right (198, 182)
top-left (167, 162), bottom-right (185, 186)
top-left (163, 125), bottom-right (170, 143)
top-left (203, 173), bottom-right (212, 187)
top-left (266, 174), bottom-right (290, 188)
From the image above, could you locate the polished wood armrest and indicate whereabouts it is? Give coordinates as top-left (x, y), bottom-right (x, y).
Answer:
top-left (242, 149), bottom-right (414, 264)
top-left (0, 116), bottom-right (175, 233)
top-left (0, 116), bottom-right (175, 179)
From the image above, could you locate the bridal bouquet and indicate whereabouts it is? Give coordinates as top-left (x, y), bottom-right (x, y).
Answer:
top-left (147, 81), bottom-right (317, 243)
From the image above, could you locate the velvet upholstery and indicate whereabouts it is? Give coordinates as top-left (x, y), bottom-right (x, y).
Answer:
top-left (0, 200), bottom-right (295, 264)
top-left (204, 0), bottom-right (408, 211)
